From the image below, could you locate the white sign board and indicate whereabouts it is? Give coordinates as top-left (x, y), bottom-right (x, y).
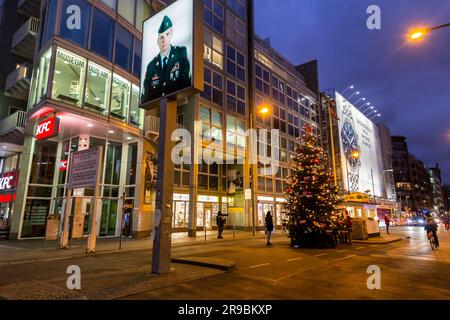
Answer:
top-left (335, 92), bottom-right (385, 197)
top-left (68, 148), bottom-right (101, 190)
top-left (245, 189), bottom-right (252, 200)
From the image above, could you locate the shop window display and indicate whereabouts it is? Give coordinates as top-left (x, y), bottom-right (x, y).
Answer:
top-left (111, 73), bottom-right (130, 122)
top-left (52, 48), bottom-right (86, 106)
top-left (85, 62), bottom-right (111, 115)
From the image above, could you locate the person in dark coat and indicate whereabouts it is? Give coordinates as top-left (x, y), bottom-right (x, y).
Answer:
top-left (265, 211), bottom-right (274, 246)
top-left (142, 15), bottom-right (191, 103)
top-left (384, 215), bottom-right (391, 235)
top-left (216, 211), bottom-right (229, 239)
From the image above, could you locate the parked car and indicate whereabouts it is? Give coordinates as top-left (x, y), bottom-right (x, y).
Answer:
top-left (406, 216), bottom-right (426, 226)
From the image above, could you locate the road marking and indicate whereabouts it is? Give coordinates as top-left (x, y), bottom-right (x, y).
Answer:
top-left (336, 255), bottom-right (356, 261)
top-left (248, 263), bottom-right (271, 269)
top-left (370, 245), bottom-right (379, 247)
top-left (355, 247), bottom-right (364, 250)
top-left (336, 250), bottom-right (348, 253)
top-left (286, 258), bottom-right (303, 262)
top-left (314, 253), bottom-right (328, 257)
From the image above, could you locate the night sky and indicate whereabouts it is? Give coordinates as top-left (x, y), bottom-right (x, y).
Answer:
top-left (254, 0), bottom-right (450, 184)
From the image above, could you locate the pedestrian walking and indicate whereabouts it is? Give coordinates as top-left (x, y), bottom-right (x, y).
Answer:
top-left (384, 215), bottom-right (390, 235)
top-left (265, 211), bottom-right (274, 246)
top-left (216, 211), bottom-right (229, 239)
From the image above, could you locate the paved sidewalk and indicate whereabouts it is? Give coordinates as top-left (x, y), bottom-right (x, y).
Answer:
top-left (0, 229), bottom-right (277, 265)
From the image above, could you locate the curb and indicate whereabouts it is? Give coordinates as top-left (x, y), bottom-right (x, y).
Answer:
top-left (172, 257), bottom-right (235, 271)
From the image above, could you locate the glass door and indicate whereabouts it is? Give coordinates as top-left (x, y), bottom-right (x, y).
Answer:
top-left (197, 202), bottom-right (204, 228)
top-left (100, 199), bottom-right (118, 237)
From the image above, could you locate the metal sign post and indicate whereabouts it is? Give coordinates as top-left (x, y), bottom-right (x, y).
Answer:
top-left (86, 146), bottom-right (103, 254)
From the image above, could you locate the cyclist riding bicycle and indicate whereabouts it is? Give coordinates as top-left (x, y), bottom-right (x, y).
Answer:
top-left (424, 215), bottom-right (439, 249)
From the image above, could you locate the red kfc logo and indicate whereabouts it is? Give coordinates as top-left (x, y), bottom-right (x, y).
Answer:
top-left (36, 116), bottom-right (59, 140)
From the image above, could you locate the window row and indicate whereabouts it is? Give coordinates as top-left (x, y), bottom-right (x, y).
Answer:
top-left (41, 0), bottom-right (144, 77)
top-left (30, 47), bottom-right (144, 129)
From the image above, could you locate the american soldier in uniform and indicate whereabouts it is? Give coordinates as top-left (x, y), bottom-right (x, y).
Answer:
top-left (142, 15), bottom-right (191, 103)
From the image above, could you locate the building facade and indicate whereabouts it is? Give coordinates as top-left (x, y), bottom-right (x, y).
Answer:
top-left (0, 0), bottom-right (38, 236)
top-left (9, 0), bottom-right (152, 240)
top-left (5, 0), bottom-right (324, 240)
top-left (391, 136), bottom-right (433, 214)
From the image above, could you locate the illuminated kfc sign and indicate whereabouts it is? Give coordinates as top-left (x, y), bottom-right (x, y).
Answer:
top-left (36, 116), bottom-right (60, 140)
top-left (0, 172), bottom-right (16, 191)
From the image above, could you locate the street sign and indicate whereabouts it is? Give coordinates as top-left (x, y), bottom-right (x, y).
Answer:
top-left (245, 189), bottom-right (252, 200)
top-left (68, 148), bottom-right (100, 189)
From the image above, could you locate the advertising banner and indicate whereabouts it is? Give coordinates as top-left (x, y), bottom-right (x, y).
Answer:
top-left (335, 92), bottom-right (384, 197)
top-left (36, 116), bottom-right (60, 140)
top-left (140, 0), bottom-right (203, 109)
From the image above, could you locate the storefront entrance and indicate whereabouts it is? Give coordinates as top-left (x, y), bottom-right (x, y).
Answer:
top-left (197, 202), bottom-right (219, 230)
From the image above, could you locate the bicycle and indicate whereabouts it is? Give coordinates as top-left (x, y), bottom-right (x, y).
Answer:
top-left (427, 231), bottom-right (436, 251)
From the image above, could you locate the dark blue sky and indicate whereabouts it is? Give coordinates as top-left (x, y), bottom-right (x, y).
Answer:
top-left (255, 0), bottom-right (450, 184)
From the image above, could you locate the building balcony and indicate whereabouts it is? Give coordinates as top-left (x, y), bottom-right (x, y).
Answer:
top-left (17, 0), bottom-right (42, 18)
top-left (4, 63), bottom-right (33, 101)
top-left (0, 110), bottom-right (27, 145)
top-left (11, 17), bottom-right (39, 59)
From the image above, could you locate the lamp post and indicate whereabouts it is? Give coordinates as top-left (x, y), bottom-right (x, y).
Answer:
top-left (249, 103), bottom-right (271, 236)
top-left (362, 105), bottom-right (373, 113)
top-left (341, 85), bottom-right (355, 95)
top-left (408, 23), bottom-right (450, 41)
top-left (345, 150), bottom-right (361, 194)
top-left (347, 91), bottom-right (360, 101)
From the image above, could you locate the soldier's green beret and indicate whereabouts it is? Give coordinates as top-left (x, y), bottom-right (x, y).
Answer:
top-left (158, 15), bottom-right (173, 33)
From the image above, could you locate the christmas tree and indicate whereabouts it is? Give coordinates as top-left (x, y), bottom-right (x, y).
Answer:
top-left (283, 126), bottom-right (343, 248)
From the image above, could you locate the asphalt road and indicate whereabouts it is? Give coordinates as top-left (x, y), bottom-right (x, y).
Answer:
top-left (0, 226), bottom-right (449, 300)
top-left (128, 226), bottom-right (450, 300)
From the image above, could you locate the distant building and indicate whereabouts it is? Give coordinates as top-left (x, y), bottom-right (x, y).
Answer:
top-left (429, 164), bottom-right (445, 214)
top-left (391, 136), bottom-right (433, 213)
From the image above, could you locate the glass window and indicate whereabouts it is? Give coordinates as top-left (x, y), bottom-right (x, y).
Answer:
top-left (29, 140), bottom-right (58, 185)
top-left (42, 0), bottom-right (58, 46)
top-left (105, 141), bottom-right (122, 185)
top-left (60, 0), bottom-right (90, 48)
top-left (130, 84), bottom-right (144, 129)
top-left (118, 0), bottom-right (136, 24)
top-left (100, 0), bottom-right (116, 9)
top-left (91, 8), bottom-right (115, 61)
top-left (111, 73), bottom-right (130, 122)
top-left (33, 48), bottom-right (52, 106)
top-left (135, 0), bottom-right (150, 32)
top-left (126, 143), bottom-right (138, 185)
top-left (52, 48), bottom-right (86, 107)
top-left (85, 61), bottom-right (111, 115)
top-left (115, 24), bottom-right (133, 71)
top-left (133, 39), bottom-right (142, 78)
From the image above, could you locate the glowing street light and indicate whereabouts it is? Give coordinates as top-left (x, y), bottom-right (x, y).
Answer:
top-left (342, 85), bottom-right (355, 95)
top-left (347, 91), bottom-right (360, 101)
top-left (353, 97), bottom-right (366, 106)
top-left (407, 23), bottom-right (450, 42)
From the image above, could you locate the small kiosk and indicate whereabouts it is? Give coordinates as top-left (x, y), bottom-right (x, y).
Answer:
top-left (340, 193), bottom-right (380, 238)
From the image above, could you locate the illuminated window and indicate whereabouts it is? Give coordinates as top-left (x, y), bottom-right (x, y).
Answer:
top-left (129, 84), bottom-right (144, 129)
top-left (204, 29), bottom-right (223, 69)
top-left (85, 61), bottom-right (111, 115)
top-left (111, 73), bottom-right (130, 122)
top-left (52, 48), bottom-right (87, 107)
top-left (30, 48), bottom-right (52, 108)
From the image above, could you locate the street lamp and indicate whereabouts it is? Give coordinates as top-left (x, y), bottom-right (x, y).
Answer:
top-left (249, 102), bottom-right (272, 236)
top-left (353, 97), bottom-right (366, 106)
top-left (362, 105), bottom-right (374, 113)
top-left (347, 91), bottom-right (360, 101)
top-left (342, 85), bottom-right (355, 95)
top-left (408, 23), bottom-right (450, 41)
top-left (345, 150), bottom-right (360, 194)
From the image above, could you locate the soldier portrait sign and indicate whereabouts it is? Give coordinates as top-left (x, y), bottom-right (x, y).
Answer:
top-left (140, 0), bottom-right (203, 109)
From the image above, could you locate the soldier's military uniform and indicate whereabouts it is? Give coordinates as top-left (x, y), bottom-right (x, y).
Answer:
top-left (142, 16), bottom-right (191, 103)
